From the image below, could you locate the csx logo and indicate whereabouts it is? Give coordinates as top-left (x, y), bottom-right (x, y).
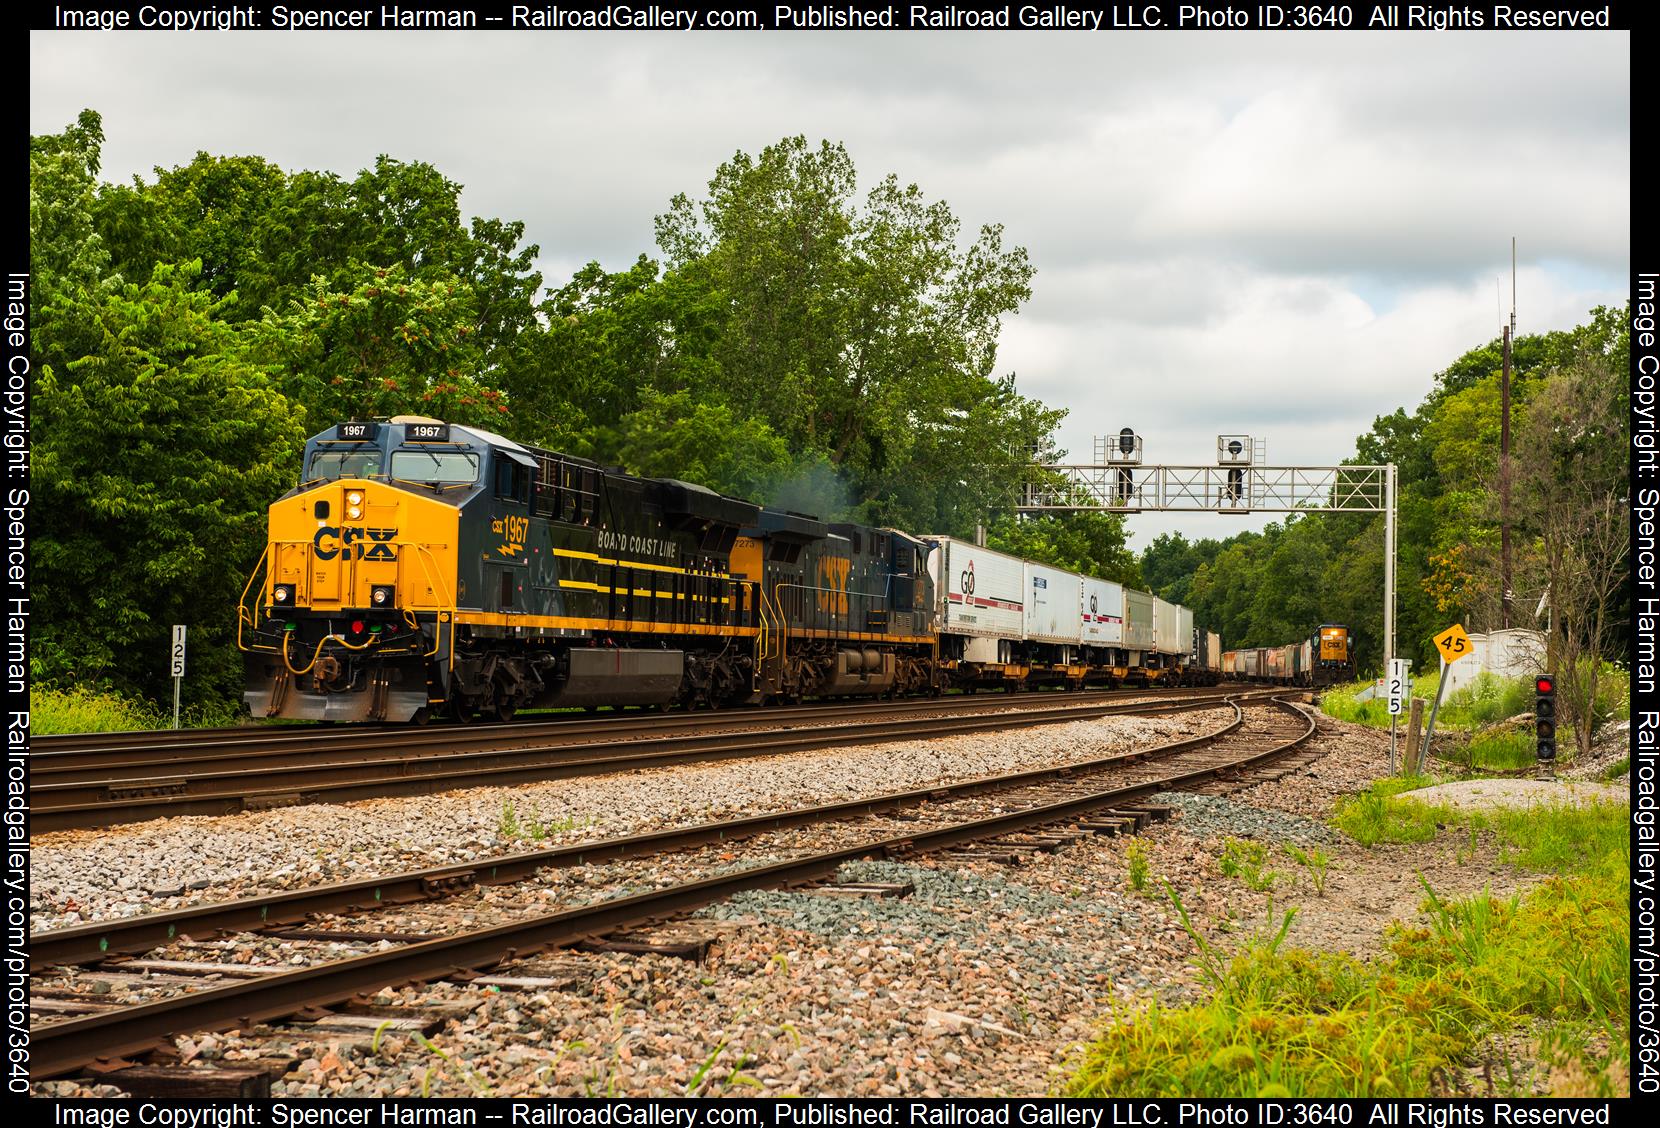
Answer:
top-left (817, 557), bottom-right (850, 614)
top-left (314, 526), bottom-right (399, 561)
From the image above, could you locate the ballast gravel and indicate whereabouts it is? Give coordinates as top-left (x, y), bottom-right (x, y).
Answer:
top-left (1146, 792), bottom-right (1343, 846)
top-left (31, 709), bottom-right (1231, 930)
top-left (36, 703), bottom-right (1602, 1097)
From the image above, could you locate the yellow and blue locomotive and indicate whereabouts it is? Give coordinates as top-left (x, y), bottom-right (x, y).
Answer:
top-left (240, 417), bottom-right (938, 721)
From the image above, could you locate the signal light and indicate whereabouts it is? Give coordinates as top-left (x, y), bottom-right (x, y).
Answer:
top-left (1535, 673), bottom-right (1557, 762)
top-left (350, 620), bottom-right (365, 635)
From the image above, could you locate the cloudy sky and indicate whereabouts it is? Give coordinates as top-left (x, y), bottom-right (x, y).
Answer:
top-left (30, 28), bottom-right (1630, 546)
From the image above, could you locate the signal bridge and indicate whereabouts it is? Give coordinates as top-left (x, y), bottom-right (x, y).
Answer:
top-left (1016, 431), bottom-right (1399, 669)
top-left (1018, 463), bottom-right (1389, 514)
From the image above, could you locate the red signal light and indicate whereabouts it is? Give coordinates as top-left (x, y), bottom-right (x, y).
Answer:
top-left (1535, 676), bottom-right (1554, 694)
top-left (350, 620), bottom-right (365, 635)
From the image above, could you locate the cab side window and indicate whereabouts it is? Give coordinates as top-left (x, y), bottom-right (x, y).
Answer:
top-left (494, 457), bottom-right (530, 504)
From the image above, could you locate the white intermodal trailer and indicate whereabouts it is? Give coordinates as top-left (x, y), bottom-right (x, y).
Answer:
top-left (1024, 561), bottom-right (1085, 685)
top-left (1081, 576), bottom-right (1125, 648)
top-left (1123, 588), bottom-right (1156, 668)
top-left (926, 537), bottom-right (1026, 678)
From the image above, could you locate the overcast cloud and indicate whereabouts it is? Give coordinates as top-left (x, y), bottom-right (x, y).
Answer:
top-left (30, 29), bottom-right (1630, 545)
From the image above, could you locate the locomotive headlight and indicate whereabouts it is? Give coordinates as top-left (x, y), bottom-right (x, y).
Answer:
top-left (347, 505), bottom-right (363, 519)
top-left (273, 584), bottom-right (294, 605)
top-left (371, 584), bottom-right (395, 608)
top-left (347, 491), bottom-right (364, 506)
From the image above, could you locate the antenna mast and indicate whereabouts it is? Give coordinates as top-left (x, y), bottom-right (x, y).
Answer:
top-left (1500, 238), bottom-right (1515, 629)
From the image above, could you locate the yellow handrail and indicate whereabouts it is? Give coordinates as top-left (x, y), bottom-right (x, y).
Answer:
top-left (409, 542), bottom-right (457, 662)
top-left (236, 545), bottom-right (272, 653)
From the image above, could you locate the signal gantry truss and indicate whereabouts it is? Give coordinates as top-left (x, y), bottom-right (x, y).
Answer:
top-left (1016, 458), bottom-right (1399, 672)
top-left (1017, 464), bottom-right (1389, 514)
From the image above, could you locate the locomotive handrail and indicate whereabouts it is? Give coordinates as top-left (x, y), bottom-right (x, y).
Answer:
top-left (772, 583), bottom-right (891, 641)
top-left (235, 545), bottom-right (273, 654)
top-left (407, 543), bottom-right (457, 663)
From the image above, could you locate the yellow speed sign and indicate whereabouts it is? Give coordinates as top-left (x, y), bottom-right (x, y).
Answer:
top-left (1433, 623), bottom-right (1474, 664)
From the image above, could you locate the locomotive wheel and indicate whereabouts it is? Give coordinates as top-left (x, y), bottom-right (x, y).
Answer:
top-left (410, 708), bottom-right (431, 726)
top-left (495, 702), bottom-right (517, 722)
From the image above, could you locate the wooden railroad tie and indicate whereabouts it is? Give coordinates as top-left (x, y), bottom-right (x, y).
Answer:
top-left (576, 933), bottom-right (713, 962)
top-left (814, 881), bottom-right (915, 899)
top-left (81, 1063), bottom-right (274, 1099)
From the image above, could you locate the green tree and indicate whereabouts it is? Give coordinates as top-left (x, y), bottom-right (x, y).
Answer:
top-left (608, 390), bottom-right (809, 501)
top-left (653, 136), bottom-right (1050, 532)
top-left (34, 262), bottom-right (306, 701)
top-left (255, 263), bottom-right (505, 428)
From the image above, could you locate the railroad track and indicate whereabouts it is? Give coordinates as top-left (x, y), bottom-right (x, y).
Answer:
top-left (28, 695), bottom-right (1319, 1085)
top-left (33, 685), bottom-right (1231, 761)
top-left (33, 687), bottom-right (1277, 832)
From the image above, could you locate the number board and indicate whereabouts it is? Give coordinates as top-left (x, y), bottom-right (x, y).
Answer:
top-left (1386, 657), bottom-right (1409, 716)
top-left (404, 422), bottom-right (451, 442)
top-left (170, 624), bottom-right (187, 678)
top-left (336, 421), bottom-right (379, 441)
top-left (1432, 623), bottom-right (1473, 665)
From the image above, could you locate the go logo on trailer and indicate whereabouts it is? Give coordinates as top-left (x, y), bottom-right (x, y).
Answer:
top-left (313, 525), bottom-right (399, 561)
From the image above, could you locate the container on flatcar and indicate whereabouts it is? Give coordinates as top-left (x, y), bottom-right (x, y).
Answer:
top-left (927, 537), bottom-right (1026, 663)
top-left (1123, 589), bottom-right (1156, 655)
top-left (1024, 562), bottom-right (1084, 646)
top-left (1081, 577), bottom-right (1125, 647)
top-left (1152, 598), bottom-right (1184, 656)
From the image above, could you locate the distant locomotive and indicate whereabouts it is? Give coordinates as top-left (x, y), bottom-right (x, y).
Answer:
top-left (1222, 623), bottom-right (1355, 688)
top-left (240, 417), bottom-right (1224, 722)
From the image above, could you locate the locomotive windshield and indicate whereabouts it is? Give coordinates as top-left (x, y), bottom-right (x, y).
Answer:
top-left (391, 449), bottom-right (479, 484)
top-left (307, 447), bottom-right (383, 480)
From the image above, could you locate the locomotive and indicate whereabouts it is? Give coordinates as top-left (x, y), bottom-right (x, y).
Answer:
top-left (239, 417), bottom-right (1222, 722)
top-left (1222, 624), bottom-right (1355, 688)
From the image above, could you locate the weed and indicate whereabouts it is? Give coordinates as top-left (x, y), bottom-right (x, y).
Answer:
top-left (533, 1039), bottom-right (588, 1089)
top-left (497, 798), bottom-right (521, 841)
top-left (1601, 757), bottom-right (1630, 781)
top-left (1067, 800), bottom-right (1631, 1097)
top-left (31, 685), bottom-right (165, 735)
top-left (496, 799), bottom-right (593, 842)
top-left (1125, 838), bottom-right (1151, 892)
top-left (414, 1033), bottom-right (493, 1096)
top-left (1333, 782), bottom-right (1459, 846)
top-left (1464, 731), bottom-right (1537, 772)
top-left (1283, 844), bottom-right (1330, 897)
top-left (1218, 838), bottom-right (1278, 891)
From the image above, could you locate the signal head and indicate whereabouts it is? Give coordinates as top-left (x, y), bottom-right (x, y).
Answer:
top-left (1535, 675), bottom-right (1554, 694)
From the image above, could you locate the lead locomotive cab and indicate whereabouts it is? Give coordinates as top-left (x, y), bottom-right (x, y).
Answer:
top-left (240, 416), bottom-right (762, 723)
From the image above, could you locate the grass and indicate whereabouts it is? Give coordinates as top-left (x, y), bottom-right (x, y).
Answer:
top-left (1125, 838), bottom-right (1151, 892)
top-left (1331, 778), bottom-right (1456, 846)
top-left (1064, 798), bottom-right (1631, 1097)
top-left (1322, 664), bottom-right (1629, 767)
top-left (30, 684), bottom-right (245, 735)
top-left (1463, 731), bottom-right (1538, 772)
top-left (1601, 757), bottom-right (1630, 781)
top-left (497, 799), bottom-right (594, 842)
top-left (1283, 844), bottom-right (1330, 897)
top-left (1218, 838), bottom-right (1279, 892)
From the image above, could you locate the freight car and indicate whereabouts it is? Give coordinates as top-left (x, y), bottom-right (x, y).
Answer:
top-left (1221, 623), bottom-right (1354, 688)
top-left (240, 417), bottom-right (1224, 721)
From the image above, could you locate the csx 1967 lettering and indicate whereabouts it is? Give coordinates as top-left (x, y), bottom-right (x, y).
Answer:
top-left (314, 526), bottom-right (398, 561)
